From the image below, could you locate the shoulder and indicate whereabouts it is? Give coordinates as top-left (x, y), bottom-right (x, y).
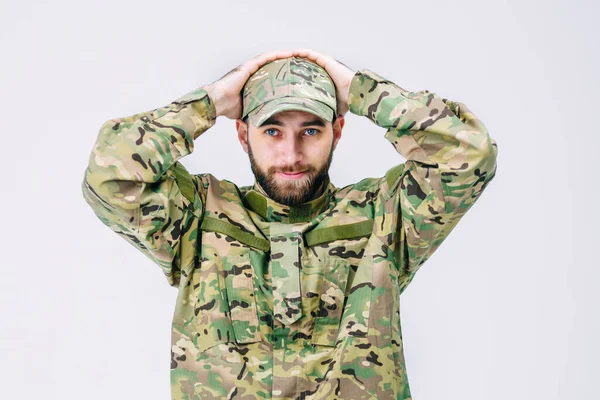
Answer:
top-left (335, 162), bottom-right (406, 204)
top-left (335, 176), bottom-right (383, 203)
top-left (192, 173), bottom-right (244, 195)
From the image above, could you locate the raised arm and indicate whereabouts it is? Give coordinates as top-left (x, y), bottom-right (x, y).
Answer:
top-left (348, 68), bottom-right (498, 292)
top-left (81, 50), bottom-right (296, 286)
top-left (81, 87), bottom-right (217, 286)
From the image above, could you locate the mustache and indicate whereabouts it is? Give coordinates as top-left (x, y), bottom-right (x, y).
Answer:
top-left (268, 164), bottom-right (315, 174)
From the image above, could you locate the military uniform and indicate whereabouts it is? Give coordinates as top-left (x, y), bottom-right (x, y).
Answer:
top-left (82, 57), bottom-right (498, 399)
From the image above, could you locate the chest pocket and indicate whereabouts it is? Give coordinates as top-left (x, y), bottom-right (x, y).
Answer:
top-left (311, 256), bottom-right (351, 346)
top-left (305, 219), bottom-right (373, 347)
top-left (193, 216), bottom-right (267, 352)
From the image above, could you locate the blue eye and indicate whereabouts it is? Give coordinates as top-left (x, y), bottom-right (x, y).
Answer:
top-left (265, 128), bottom-right (278, 136)
top-left (304, 128), bottom-right (319, 136)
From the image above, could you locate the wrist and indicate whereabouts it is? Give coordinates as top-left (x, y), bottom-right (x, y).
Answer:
top-left (202, 84), bottom-right (224, 117)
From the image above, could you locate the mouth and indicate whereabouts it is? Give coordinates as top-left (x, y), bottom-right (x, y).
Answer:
top-left (276, 171), bottom-right (308, 180)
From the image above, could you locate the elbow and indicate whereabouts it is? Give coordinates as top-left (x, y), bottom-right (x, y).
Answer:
top-left (471, 132), bottom-right (498, 169)
top-left (483, 136), bottom-right (498, 169)
top-left (81, 170), bottom-right (116, 216)
top-left (81, 171), bottom-right (141, 230)
top-left (474, 136), bottom-right (498, 187)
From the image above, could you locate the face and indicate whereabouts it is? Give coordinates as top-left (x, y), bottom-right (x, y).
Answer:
top-left (236, 110), bottom-right (344, 206)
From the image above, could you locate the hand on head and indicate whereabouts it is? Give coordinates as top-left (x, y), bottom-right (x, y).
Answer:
top-left (288, 49), bottom-right (355, 116)
top-left (204, 49), bottom-right (355, 120)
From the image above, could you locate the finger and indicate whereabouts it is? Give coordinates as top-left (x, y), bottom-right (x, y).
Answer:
top-left (291, 49), bottom-right (333, 69)
top-left (262, 51), bottom-right (286, 65)
top-left (293, 48), bottom-right (326, 62)
top-left (291, 48), bottom-right (316, 57)
top-left (276, 49), bottom-right (294, 58)
top-left (252, 51), bottom-right (278, 65)
top-left (246, 51), bottom-right (277, 68)
top-left (249, 49), bottom-right (291, 71)
top-left (250, 51), bottom-right (298, 78)
top-left (261, 49), bottom-right (291, 61)
top-left (242, 52), bottom-right (276, 75)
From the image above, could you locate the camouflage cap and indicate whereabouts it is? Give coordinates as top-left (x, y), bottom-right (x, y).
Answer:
top-left (242, 57), bottom-right (337, 127)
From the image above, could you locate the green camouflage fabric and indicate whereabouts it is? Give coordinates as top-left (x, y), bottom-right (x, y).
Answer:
top-left (242, 56), bottom-right (337, 127)
top-left (82, 64), bottom-right (498, 399)
top-left (270, 222), bottom-right (305, 325)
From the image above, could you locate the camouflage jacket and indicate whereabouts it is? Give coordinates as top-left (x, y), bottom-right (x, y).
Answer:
top-left (82, 68), bottom-right (498, 399)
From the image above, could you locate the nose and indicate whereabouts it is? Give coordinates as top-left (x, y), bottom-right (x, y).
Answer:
top-left (280, 134), bottom-right (303, 167)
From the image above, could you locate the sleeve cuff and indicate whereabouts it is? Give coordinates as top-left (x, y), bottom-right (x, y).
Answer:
top-left (348, 69), bottom-right (434, 130)
top-left (172, 87), bottom-right (217, 122)
top-left (348, 69), bottom-right (410, 117)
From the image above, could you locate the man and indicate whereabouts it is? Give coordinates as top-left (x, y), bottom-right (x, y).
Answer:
top-left (82, 48), bottom-right (498, 399)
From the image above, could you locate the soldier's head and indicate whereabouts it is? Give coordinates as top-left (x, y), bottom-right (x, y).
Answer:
top-left (236, 57), bottom-right (344, 206)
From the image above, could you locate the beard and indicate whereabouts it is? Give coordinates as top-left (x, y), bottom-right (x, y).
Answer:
top-left (248, 141), bottom-right (334, 206)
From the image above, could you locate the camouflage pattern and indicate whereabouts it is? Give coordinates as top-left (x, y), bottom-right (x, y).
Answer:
top-left (82, 64), bottom-right (498, 399)
top-left (270, 222), bottom-right (305, 325)
top-left (242, 56), bottom-right (337, 127)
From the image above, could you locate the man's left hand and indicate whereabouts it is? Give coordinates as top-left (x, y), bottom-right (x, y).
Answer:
top-left (290, 49), bottom-right (356, 116)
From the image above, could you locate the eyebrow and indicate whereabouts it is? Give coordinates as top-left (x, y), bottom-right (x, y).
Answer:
top-left (261, 117), bottom-right (327, 127)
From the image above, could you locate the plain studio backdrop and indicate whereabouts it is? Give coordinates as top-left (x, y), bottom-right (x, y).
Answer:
top-left (1, 0), bottom-right (597, 399)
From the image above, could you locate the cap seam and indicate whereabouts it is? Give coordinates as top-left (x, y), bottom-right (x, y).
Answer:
top-left (288, 57), bottom-right (292, 98)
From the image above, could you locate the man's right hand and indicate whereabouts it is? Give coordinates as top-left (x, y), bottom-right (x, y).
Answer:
top-left (203, 50), bottom-right (294, 120)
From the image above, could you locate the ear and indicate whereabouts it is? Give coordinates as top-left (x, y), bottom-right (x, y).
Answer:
top-left (332, 115), bottom-right (345, 150)
top-left (236, 118), bottom-right (249, 153)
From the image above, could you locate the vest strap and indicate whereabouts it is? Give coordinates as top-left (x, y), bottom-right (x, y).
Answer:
top-left (305, 219), bottom-right (373, 247)
top-left (172, 162), bottom-right (196, 204)
top-left (201, 217), bottom-right (270, 252)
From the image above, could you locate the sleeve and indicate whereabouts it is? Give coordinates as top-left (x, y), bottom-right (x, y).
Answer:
top-left (347, 69), bottom-right (498, 293)
top-left (81, 87), bottom-right (217, 287)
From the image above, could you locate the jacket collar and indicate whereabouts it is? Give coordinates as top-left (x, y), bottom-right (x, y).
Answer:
top-left (243, 177), bottom-right (335, 223)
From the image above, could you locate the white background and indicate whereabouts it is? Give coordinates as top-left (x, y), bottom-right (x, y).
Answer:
top-left (1, 0), bottom-right (598, 399)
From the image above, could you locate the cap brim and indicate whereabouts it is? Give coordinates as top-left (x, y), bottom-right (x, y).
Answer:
top-left (247, 97), bottom-right (334, 128)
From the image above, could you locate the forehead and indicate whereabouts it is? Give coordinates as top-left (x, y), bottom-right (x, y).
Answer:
top-left (257, 110), bottom-right (328, 128)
